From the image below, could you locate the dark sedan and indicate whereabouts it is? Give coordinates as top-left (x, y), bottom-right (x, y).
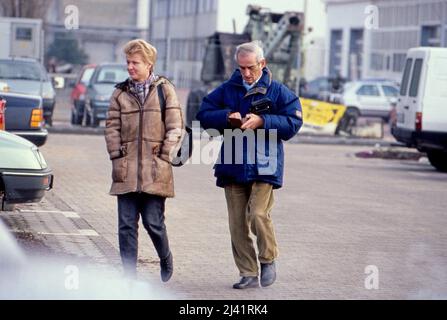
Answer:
top-left (1, 92), bottom-right (48, 146)
top-left (0, 130), bottom-right (53, 211)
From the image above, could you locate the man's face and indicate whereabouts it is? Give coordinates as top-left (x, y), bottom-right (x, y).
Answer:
top-left (237, 52), bottom-right (266, 85)
top-left (126, 53), bottom-right (151, 82)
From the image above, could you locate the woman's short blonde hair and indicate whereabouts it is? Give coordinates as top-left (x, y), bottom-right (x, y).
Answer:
top-left (123, 39), bottom-right (157, 66)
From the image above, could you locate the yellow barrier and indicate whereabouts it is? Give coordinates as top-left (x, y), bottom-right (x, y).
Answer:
top-left (300, 98), bottom-right (347, 134)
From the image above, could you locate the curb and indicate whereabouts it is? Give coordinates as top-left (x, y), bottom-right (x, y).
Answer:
top-left (47, 124), bottom-right (105, 136)
top-left (290, 135), bottom-right (402, 147)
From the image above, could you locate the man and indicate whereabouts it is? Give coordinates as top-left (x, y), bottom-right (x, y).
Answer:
top-left (105, 39), bottom-right (184, 281)
top-left (197, 41), bottom-right (302, 289)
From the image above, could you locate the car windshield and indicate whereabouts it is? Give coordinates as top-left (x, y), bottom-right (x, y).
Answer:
top-left (0, 60), bottom-right (45, 81)
top-left (94, 66), bottom-right (128, 84)
top-left (382, 85), bottom-right (399, 97)
top-left (80, 67), bottom-right (95, 85)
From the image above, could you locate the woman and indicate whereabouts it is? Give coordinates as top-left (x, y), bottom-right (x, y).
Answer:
top-left (105, 39), bottom-right (184, 281)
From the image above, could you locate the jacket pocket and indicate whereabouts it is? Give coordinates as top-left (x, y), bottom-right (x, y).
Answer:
top-left (112, 156), bottom-right (128, 182)
top-left (152, 155), bottom-right (171, 183)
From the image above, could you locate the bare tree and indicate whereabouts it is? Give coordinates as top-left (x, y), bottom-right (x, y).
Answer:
top-left (0, 0), bottom-right (53, 19)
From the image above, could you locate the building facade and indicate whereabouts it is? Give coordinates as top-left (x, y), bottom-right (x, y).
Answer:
top-left (45, 0), bottom-right (149, 65)
top-left (149, 0), bottom-right (324, 89)
top-left (324, 0), bottom-right (447, 82)
top-left (149, 0), bottom-right (218, 89)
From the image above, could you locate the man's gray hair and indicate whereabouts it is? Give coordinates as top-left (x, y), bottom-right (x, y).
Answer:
top-left (234, 41), bottom-right (265, 62)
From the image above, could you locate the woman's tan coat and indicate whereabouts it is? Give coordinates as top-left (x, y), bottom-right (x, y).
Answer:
top-left (105, 76), bottom-right (184, 198)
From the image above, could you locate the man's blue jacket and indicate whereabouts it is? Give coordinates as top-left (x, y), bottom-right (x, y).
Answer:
top-left (196, 67), bottom-right (303, 189)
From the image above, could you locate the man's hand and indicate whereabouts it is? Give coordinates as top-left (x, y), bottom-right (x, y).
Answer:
top-left (228, 112), bottom-right (244, 128)
top-left (241, 113), bottom-right (264, 130)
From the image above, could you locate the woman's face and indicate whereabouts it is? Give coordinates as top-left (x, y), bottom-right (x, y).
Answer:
top-left (126, 53), bottom-right (152, 82)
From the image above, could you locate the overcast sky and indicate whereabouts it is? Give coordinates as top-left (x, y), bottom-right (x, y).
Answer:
top-left (218, 0), bottom-right (327, 38)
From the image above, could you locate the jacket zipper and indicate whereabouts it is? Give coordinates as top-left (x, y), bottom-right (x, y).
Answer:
top-left (127, 92), bottom-right (148, 193)
top-left (126, 85), bottom-right (157, 191)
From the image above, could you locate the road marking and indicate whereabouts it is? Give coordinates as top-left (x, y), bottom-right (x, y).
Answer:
top-left (36, 229), bottom-right (99, 237)
top-left (78, 229), bottom-right (99, 236)
top-left (18, 209), bottom-right (81, 218)
top-left (61, 211), bottom-right (81, 218)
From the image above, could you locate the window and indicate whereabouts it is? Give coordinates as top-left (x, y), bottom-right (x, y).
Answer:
top-left (400, 58), bottom-right (413, 96)
top-left (370, 53), bottom-right (384, 71)
top-left (0, 60), bottom-right (43, 81)
top-left (409, 58), bottom-right (423, 97)
top-left (15, 27), bottom-right (32, 41)
top-left (156, 0), bottom-right (168, 18)
top-left (349, 29), bottom-right (363, 79)
top-left (153, 40), bottom-right (166, 61)
top-left (188, 0), bottom-right (196, 14)
top-left (329, 30), bottom-right (342, 76)
top-left (421, 25), bottom-right (441, 47)
top-left (357, 85), bottom-right (380, 96)
top-left (95, 66), bottom-right (128, 84)
top-left (80, 67), bottom-right (95, 85)
top-left (382, 85), bottom-right (399, 97)
top-left (393, 53), bottom-right (406, 72)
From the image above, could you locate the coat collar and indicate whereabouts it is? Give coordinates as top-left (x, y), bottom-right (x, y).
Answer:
top-left (228, 67), bottom-right (273, 97)
top-left (115, 75), bottom-right (168, 92)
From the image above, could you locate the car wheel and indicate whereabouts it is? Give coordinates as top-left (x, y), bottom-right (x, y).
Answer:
top-left (427, 150), bottom-right (447, 172)
top-left (44, 115), bottom-right (53, 127)
top-left (91, 116), bottom-right (100, 127)
top-left (84, 111), bottom-right (91, 126)
top-left (1, 200), bottom-right (15, 212)
top-left (70, 110), bottom-right (77, 125)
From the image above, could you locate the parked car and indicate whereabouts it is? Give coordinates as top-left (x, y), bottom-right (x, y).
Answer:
top-left (0, 130), bottom-right (53, 211)
top-left (392, 47), bottom-right (447, 172)
top-left (0, 92), bottom-right (47, 146)
top-left (300, 76), bottom-right (348, 100)
top-left (70, 64), bottom-right (96, 125)
top-left (84, 63), bottom-right (128, 127)
top-left (0, 57), bottom-right (56, 126)
top-left (340, 80), bottom-right (399, 121)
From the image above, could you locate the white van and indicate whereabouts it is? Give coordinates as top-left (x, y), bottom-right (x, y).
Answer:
top-left (392, 47), bottom-right (447, 172)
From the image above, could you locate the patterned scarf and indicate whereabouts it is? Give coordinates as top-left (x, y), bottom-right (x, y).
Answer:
top-left (129, 73), bottom-right (157, 105)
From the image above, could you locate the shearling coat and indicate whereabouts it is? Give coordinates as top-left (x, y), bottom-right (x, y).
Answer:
top-left (105, 76), bottom-right (184, 198)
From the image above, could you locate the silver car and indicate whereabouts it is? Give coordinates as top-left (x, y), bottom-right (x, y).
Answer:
top-left (0, 58), bottom-right (56, 126)
top-left (341, 80), bottom-right (399, 121)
